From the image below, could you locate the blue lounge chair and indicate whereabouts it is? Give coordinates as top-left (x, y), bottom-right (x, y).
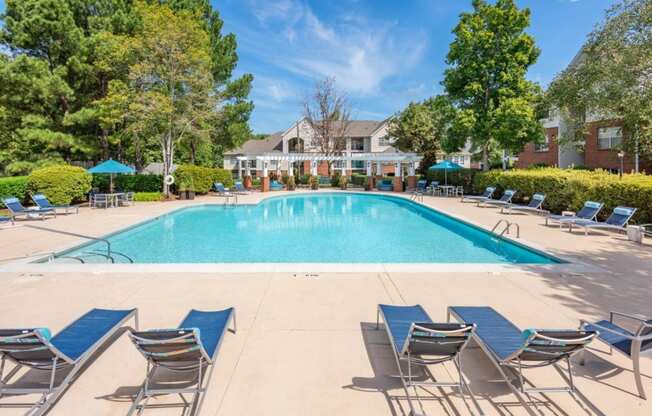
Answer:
top-left (569, 206), bottom-right (637, 236)
top-left (448, 306), bottom-right (596, 400)
top-left (234, 181), bottom-right (250, 195)
top-left (501, 193), bottom-right (547, 215)
top-left (377, 305), bottom-right (480, 415)
top-left (581, 311), bottom-right (652, 399)
top-left (478, 189), bottom-right (517, 207)
top-left (377, 179), bottom-right (393, 191)
top-left (461, 186), bottom-right (495, 203)
top-left (0, 308), bottom-right (137, 415)
top-left (545, 201), bottom-right (603, 227)
top-left (31, 193), bottom-right (79, 214)
top-left (415, 179), bottom-right (427, 192)
top-left (0, 215), bottom-right (13, 226)
top-left (1, 197), bottom-right (56, 221)
top-left (270, 180), bottom-right (284, 191)
top-left (213, 182), bottom-right (237, 204)
top-left (127, 308), bottom-right (236, 416)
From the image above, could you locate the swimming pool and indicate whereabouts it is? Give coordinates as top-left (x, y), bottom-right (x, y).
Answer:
top-left (60, 193), bottom-right (559, 264)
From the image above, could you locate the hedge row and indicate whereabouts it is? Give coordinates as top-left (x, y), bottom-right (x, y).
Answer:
top-left (473, 168), bottom-right (652, 223)
top-left (92, 174), bottom-right (163, 193)
top-left (134, 192), bottom-right (162, 202)
top-left (0, 176), bottom-right (28, 207)
top-left (174, 165), bottom-right (233, 194)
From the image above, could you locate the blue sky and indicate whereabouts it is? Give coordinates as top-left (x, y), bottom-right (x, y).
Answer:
top-left (0, 0), bottom-right (620, 133)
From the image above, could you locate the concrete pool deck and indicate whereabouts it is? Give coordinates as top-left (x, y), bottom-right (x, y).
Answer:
top-left (0, 189), bottom-right (650, 415)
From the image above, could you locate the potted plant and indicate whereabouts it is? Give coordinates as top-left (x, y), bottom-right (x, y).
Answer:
top-left (177, 176), bottom-right (195, 200)
top-left (287, 175), bottom-right (296, 191)
top-left (309, 175), bottom-right (319, 190)
top-left (339, 175), bottom-right (348, 190)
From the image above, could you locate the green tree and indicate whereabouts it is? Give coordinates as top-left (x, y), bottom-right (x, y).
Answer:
top-left (443, 0), bottom-right (544, 170)
top-left (120, 2), bottom-right (217, 195)
top-left (388, 96), bottom-right (454, 174)
top-left (547, 0), bottom-right (652, 171)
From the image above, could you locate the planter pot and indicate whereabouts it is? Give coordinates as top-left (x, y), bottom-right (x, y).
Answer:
top-left (179, 190), bottom-right (195, 200)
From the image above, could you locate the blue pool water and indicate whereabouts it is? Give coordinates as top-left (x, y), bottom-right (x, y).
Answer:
top-left (64, 193), bottom-right (559, 264)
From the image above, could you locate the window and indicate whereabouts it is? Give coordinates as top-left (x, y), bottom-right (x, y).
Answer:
top-left (350, 138), bottom-right (364, 151)
top-left (598, 127), bottom-right (622, 150)
top-left (534, 135), bottom-right (551, 152)
top-left (351, 160), bottom-right (364, 170)
top-left (378, 136), bottom-right (393, 146)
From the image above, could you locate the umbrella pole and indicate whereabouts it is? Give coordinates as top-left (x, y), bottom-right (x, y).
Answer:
top-left (445, 169), bottom-right (448, 186)
top-left (110, 174), bottom-right (114, 193)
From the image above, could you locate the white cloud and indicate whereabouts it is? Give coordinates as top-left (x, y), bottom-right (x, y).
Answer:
top-left (242, 1), bottom-right (428, 95)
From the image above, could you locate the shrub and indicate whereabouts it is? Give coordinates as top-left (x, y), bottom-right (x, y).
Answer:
top-left (350, 174), bottom-right (367, 187)
top-left (297, 174), bottom-right (310, 185)
top-left (286, 176), bottom-right (296, 191)
top-left (330, 173), bottom-right (341, 187)
top-left (473, 168), bottom-right (652, 223)
top-left (134, 192), bottom-right (162, 202)
top-left (92, 174), bottom-right (162, 192)
top-left (0, 176), bottom-right (29, 207)
top-left (309, 175), bottom-right (319, 190)
top-left (174, 165), bottom-right (233, 194)
top-left (338, 175), bottom-right (348, 190)
top-left (27, 165), bottom-right (92, 205)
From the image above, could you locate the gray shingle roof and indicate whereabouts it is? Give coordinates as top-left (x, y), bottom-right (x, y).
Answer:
top-left (226, 132), bottom-right (284, 155)
top-left (225, 120), bottom-right (384, 156)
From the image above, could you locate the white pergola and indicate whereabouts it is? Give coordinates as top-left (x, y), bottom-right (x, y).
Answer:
top-left (236, 152), bottom-right (422, 178)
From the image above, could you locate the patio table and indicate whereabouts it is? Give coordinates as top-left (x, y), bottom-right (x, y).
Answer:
top-left (438, 185), bottom-right (457, 197)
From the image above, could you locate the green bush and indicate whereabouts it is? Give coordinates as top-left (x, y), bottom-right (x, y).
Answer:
top-left (426, 168), bottom-right (478, 193)
top-left (134, 192), bottom-right (162, 202)
top-left (174, 165), bottom-right (234, 194)
top-left (350, 174), bottom-right (367, 187)
top-left (473, 168), bottom-right (652, 223)
top-left (297, 174), bottom-right (310, 185)
top-left (0, 176), bottom-right (29, 207)
top-left (330, 173), bottom-right (341, 187)
top-left (92, 174), bottom-right (162, 192)
top-left (27, 165), bottom-right (92, 205)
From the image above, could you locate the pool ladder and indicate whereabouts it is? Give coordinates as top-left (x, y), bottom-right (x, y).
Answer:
top-left (491, 219), bottom-right (520, 239)
top-left (24, 225), bottom-right (134, 263)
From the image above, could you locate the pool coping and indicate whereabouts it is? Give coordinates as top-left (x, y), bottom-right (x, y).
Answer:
top-left (0, 191), bottom-right (606, 275)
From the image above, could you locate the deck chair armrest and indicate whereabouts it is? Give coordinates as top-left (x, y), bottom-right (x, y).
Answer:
top-left (610, 311), bottom-right (649, 324)
top-left (581, 320), bottom-right (637, 340)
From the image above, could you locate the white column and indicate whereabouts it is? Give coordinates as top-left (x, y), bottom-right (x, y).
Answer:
top-left (366, 160), bottom-right (373, 176)
top-left (262, 160), bottom-right (268, 177)
top-left (245, 160), bottom-right (251, 176)
top-left (376, 161), bottom-right (383, 176)
top-left (238, 159), bottom-right (243, 179)
top-left (340, 160), bottom-right (346, 176)
top-left (408, 162), bottom-right (415, 176)
top-left (395, 161), bottom-right (402, 177)
top-left (310, 160), bottom-right (318, 176)
top-left (288, 160), bottom-right (294, 176)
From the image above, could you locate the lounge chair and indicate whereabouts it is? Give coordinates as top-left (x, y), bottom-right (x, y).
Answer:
top-left (1, 197), bottom-right (56, 221)
top-left (270, 180), bottom-right (284, 191)
top-left (413, 179), bottom-right (427, 193)
top-left (545, 201), bottom-right (603, 227)
top-left (447, 306), bottom-right (596, 401)
top-left (213, 182), bottom-right (237, 204)
top-left (501, 193), bottom-right (547, 215)
top-left (0, 216), bottom-right (13, 225)
top-left (31, 193), bottom-right (79, 214)
top-left (0, 308), bottom-right (138, 415)
top-left (461, 186), bottom-right (495, 203)
top-left (581, 311), bottom-right (652, 399)
top-left (478, 189), bottom-right (516, 207)
top-left (569, 206), bottom-right (637, 236)
top-left (377, 179), bottom-right (393, 191)
top-left (377, 304), bottom-right (480, 416)
top-left (127, 308), bottom-right (236, 416)
top-left (233, 181), bottom-right (250, 195)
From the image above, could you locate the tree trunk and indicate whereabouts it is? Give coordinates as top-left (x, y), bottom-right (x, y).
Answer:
top-left (482, 145), bottom-right (489, 171)
top-left (100, 129), bottom-right (109, 160)
top-left (190, 140), bottom-right (196, 164)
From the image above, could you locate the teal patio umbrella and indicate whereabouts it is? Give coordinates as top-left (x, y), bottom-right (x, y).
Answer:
top-left (428, 160), bottom-right (463, 185)
top-left (87, 159), bottom-right (135, 192)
